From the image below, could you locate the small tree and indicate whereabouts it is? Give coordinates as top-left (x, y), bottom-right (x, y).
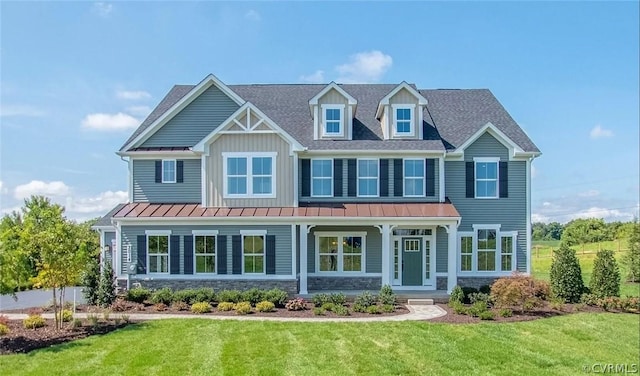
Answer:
top-left (623, 222), bottom-right (640, 283)
top-left (550, 244), bottom-right (585, 303)
top-left (81, 257), bottom-right (101, 306)
top-left (97, 261), bottom-right (116, 307)
top-left (590, 250), bottom-right (620, 298)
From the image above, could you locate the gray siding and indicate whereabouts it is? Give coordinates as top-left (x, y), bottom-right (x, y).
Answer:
top-left (140, 85), bottom-right (240, 147)
top-left (132, 159), bottom-right (201, 203)
top-left (446, 133), bottom-right (528, 271)
top-left (121, 225), bottom-right (292, 276)
top-left (104, 232), bottom-right (115, 266)
top-left (307, 226), bottom-right (381, 274)
top-left (435, 226), bottom-right (448, 273)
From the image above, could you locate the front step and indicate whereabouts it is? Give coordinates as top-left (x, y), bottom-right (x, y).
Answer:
top-left (407, 299), bottom-right (434, 305)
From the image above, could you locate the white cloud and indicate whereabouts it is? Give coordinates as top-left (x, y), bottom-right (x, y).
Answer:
top-left (92, 2), bottom-right (113, 17)
top-left (578, 189), bottom-right (600, 198)
top-left (126, 105), bottom-right (152, 117)
top-left (0, 104), bottom-right (44, 117)
top-left (65, 190), bottom-right (128, 214)
top-left (0, 180), bottom-right (8, 195)
top-left (531, 165), bottom-right (538, 179)
top-left (566, 207), bottom-right (635, 222)
top-left (590, 124), bottom-right (613, 139)
top-left (336, 50), bottom-right (393, 83)
top-left (244, 9), bottom-right (261, 22)
top-left (81, 112), bottom-right (139, 131)
top-left (533, 194), bottom-right (637, 224)
top-left (299, 70), bottom-right (325, 84)
top-left (116, 90), bottom-right (151, 100)
top-left (14, 180), bottom-right (70, 200)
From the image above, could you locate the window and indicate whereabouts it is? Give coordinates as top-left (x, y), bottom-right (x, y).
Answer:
top-left (224, 153), bottom-right (276, 197)
top-left (312, 159), bottom-right (333, 197)
top-left (148, 235), bottom-right (169, 273)
top-left (477, 229), bottom-right (497, 271)
top-left (357, 159), bottom-right (379, 197)
top-left (475, 159), bottom-right (498, 198)
top-left (162, 159), bottom-right (176, 183)
top-left (316, 233), bottom-right (366, 273)
top-left (501, 235), bottom-right (514, 271)
top-left (243, 235), bottom-right (265, 274)
top-left (458, 227), bottom-right (516, 273)
top-left (404, 159), bottom-right (425, 197)
top-left (322, 105), bottom-right (344, 136)
top-left (194, 235), bottom-right (216, 273)
top-left (460, 236), bottom-right (473, 271)
top-left (393, 106), bottom-right (413, 135)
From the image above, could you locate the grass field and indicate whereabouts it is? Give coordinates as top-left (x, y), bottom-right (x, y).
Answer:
top-left (532, 239), bottom-right (639, 297)
top-left (1, 314), bottom-right (638, 375)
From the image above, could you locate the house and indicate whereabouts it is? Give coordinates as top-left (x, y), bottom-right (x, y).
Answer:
top-left (93, 74), bottom-right (540, 295)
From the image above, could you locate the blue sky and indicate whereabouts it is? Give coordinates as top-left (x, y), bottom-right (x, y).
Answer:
top-left (1, 2), bottom-right (638, 223)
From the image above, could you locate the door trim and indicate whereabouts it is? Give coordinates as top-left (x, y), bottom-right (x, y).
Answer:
top-left (392, 233), bottom-right (436, 289)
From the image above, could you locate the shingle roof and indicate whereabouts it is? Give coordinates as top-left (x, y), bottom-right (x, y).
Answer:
top-left (121, 82), bottom-right (539, 153)
top-left (92, 203), bottom-right (127, 228)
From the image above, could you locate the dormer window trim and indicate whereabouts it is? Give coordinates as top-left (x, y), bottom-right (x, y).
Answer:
top-left (391, 104), bottom-right (415, 138)
top-left (321, 104), bottom-right (345, 138)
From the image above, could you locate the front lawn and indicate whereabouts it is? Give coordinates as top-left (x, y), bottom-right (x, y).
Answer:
top-left (1, 314), bottom-right (638, 375)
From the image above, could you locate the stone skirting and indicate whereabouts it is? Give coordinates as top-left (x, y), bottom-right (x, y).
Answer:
top-left (308, 276), bottom-right (381, 291)
top-left (436, 277), bottom-right (448, 291)
top-left (456, 277), bottom-right (498, 289)
top-left (120, 278), bottom-right (299, 295)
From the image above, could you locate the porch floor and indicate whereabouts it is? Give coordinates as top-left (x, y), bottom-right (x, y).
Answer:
top-left (299, 290), bottom-right (450, 303)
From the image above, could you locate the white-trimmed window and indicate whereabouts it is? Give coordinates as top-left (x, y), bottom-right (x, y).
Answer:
top-left (223, 153), bottom-right (276, 198)
top-left (322, 105), bottom-right (344, 136)
top-left (357, 159), bottom-right (379, 197)
top-left (458, 226), bottom-right (516, 273)
top-left (242, 233), bottom-right (265, 274)
top-left (194, 234), bottom-right (216, 274)
top-left (475, 158), bottom-right (499, 198)
top-left (316, 232), bottom-right (366, 273)
top-left (477, 229), bottom-right (497, 271)
top-left (393, 105), bottom-right (413, 136)
top-left (460, 236), bottom-right (473, 272)
top-left (404, 159), bottom-right (425, 197)
top-left (501, 233), bottom-right (515, 272)
top-left (147, 234), bottom-right (169, 274)
top-left (162, 159), bottom-right (176, 183)
top-left (312, 159), bottom-right (333, 197)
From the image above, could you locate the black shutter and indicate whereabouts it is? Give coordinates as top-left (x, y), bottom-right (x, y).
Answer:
top-left (301, 159), bottom-right (311, 197)
top-left (333, 159), bottom-right (343, 197)
top-left (266, 235), bottom-right (276, 275)
top-left (425, 159), bottom-right (436, 197)
top-left (466, 162), bottom-right (475, 198)
top-left (232, 235), bottom-right (242, 274)
top-left (136, 235), bottom-right (147, 274)
top-left (347, 159), bottom-right (357, 197)
top-left (217, 235), bottom-right (227, 274)
top-left (170, 235), bottom-right (180, 274)
top-left (176, 161), bottom-right (184, 183)
top-left (155, 161), bottom-right (162, 183)
top-left (380, 159), bottom-right (389, 197)
top-left (183, 235), bottom-right (194, 275)
top-left (499, 162), bottom-right (509, 198)
top-left (393, 159), bottom-right (403, 197)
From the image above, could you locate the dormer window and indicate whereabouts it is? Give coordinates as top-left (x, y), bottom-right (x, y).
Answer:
top-left (321, 105), bottom-right (344, 137)
top-left (393, 105), bottom-right (413, 136)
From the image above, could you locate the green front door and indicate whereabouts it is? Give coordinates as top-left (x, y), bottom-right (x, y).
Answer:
top-left (402, 238), bottom-right (422, 286)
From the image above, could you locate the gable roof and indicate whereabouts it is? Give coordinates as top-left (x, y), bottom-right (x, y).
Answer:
top-left (375, 81), bottom-right (428, 118)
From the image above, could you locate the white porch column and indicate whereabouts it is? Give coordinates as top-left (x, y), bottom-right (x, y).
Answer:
top-left (380, 224), bottom-right (391, 286)
top-left (447, 224), bottom-right (458, 293)
top-left (299, 224), bottom-right (308, 294)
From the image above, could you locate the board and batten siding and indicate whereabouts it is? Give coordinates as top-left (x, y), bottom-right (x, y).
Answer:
top-left (132, 159), bottom-right (201, 203)
top-left (120, 225), bottom-right (292, 276)
top-left (306, 226), bottom-right (381, 274)
top-left (317, 88), bottom-right (350, 140)
top-left (446, 132), bottom-right (528, 271)
top-left (208, 134), bottom-right (295, 207)
top-left (140, 85), bottom-right (240, 148)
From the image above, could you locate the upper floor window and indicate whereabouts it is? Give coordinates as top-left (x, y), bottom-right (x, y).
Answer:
top-left (403, 159), bottom-right (425, 197)
top-left (223, 153), bottom-right (276, 198)
top-left (393, 106), bottom-right (413, 136)
top-left (357, 159), bottom-right (379, 197)
top-left (475, 158), bottom-right (498, 198)
top-left (322, 105), bottom-right (344, 137)
top-left (162, 159), bottom-right (176, 183)
top-left (312, 159), bottom-right (333, 197)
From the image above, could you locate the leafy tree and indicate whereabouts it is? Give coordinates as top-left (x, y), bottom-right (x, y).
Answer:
top-left (550, 244), bottom-right (585, 303)
top-left (547, 222), bottom-right (564, 240)
top-left (81, 257), bottom-right (101, 306)
top-left (562, 218), bottom-right (607, 251)
top-left (0, 212), bottom-right (32, 296)
top-left (623, 222), bottom-right (640, 283)
top-left (590, 250), bottom-right (620, 298)
top-left (97, 260), bottom-right (117, 307)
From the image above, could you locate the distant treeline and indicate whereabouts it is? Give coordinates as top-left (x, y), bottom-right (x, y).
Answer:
top-left (533, 219), bottom-right (638, 246)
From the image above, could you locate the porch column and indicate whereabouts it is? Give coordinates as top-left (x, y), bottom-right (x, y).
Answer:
top-left (299, 224), bottom-right (308, 294)
top-left (380, 224), bottom-right (391, 286)
top-left (447, 224), bottom-right (458, 293)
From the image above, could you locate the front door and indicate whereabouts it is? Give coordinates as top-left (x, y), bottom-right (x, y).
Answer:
top-left (402, 237), bottom-right (422, 286)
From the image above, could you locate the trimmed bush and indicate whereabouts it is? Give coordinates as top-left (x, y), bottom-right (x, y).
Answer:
top-left (81, 258), bottom-right (101, 306)
top-left (461, 287), bottom-right (479, 304)
top-left (173, 289), bottom-right (199, 305)
top-left (333, 305), bottom-right (349, 316)
top-left (478, 310), bottom-right (495, 320)
top-left (490, 274), bottom-right (547, 311)
top-left (354, 291), bottom-right (377, 308)
top-left (590, 250), bottom-right (620, 298)
top-left (217, 302), bottom-right (235, 311)
top-left (381, 304), bottom-right (395, 313)
top-left (255, 301), bottom-right (275, 312)
top-left (218, 290), bottom-right (242, 303)
top-left (97, 261), bottom-right (117, 307)
top-left (171, 301), bottom-right (189, 311)
top-left (352, 303), bottom-right (367, 313)
top-left (312, 293), bottom-right (331, 307)
top-left (468, 301), bottom-right (489, 317)
top-left (0, 324), bottom-right (9, 336)
top-left (234, 302), bottom-right (252, 315)
top-left (366, 305), bottom-right (381, 314)
top-left (241, 288), bottom-right (264, 306)
top-left (285, 298), bottom-right (306, 311)
top-left (329, 293), bottom-right (346, 306)
top-left (321, 302), bottom-right (336, 312)
top-left (126, 287), bottom-right (151, 304)
top-left (468, 292), bottom-right (490, 305)
top-left (379, 285), bottom-right (396, 306)
top-left (450, 301), bottom-right (468, 315)
top-left (264, 288), bottom-right (288, 307)
top-left (154, 303), bottom-right (168, 311)
top-left (313, 307), bottom-right (326, 316)
top-left (498, 308), bottom-right (513, 318)
top-left (191, 302), bottom-right (212, 314)
top-left (194, 288), bottom-right (216, 303)
top-left (23, 315), bottom-right (46, 329)
top-left (449, 285), bottom-right (464, 305)
top-left (550, 244), bottom-right (585, 303)
top-left (56, 309), bottom-right (73, 323)
top-left (150, 288), bottom-right (174, 305)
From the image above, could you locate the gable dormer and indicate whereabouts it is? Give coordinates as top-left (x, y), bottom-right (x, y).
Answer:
top-left (376, 82), bottom-right (428, 140)
top-left (309, 82), bottom-right (357, 140)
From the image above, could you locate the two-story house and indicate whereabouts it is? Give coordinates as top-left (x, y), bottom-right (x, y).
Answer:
top-left (93, 74), bottom-right (540, 295)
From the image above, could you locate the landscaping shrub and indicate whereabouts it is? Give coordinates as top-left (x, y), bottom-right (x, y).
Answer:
top-left (590, 250), bottom-right (621, 298)
top-left (623, 222), bottom-right (640, 282)
top-left (56, 309), bottom-right (73, 323)
top-left (352, 303), bottom-right (367, 313)
top-left (468, 301), bottom-right (489, 317)
top-left (313, 307), bottom-right (326, 316)
top-left (23, 315), bottom-right (46, 329)
top-left (150, 288), bottom-right (174, 305)
top-left (194, 288), bottom-right (216, 303)
top-left (97, 261), bottom-right (117, 307)
top-left (218, 290), bottom-right (242, 303)
top-left (333, 305), bottom-right (349, 316)
top-left (450, 301), bottom-right (468, 315)
top-left (312, 293), bottom-right (331, 307)
top-left (461, 287), bottom-right (479, 304)
top-left (382, 304), bottom-right (395, 313)
top-left (619, 296), bottom-right (640, 313)
top-left (490, 274), bottom-right (547, 311)
top-left (0, 324), bottom-right (9, 336)
top-left (354, 291), bottom-right (377, 308)
top-left (111, 298), bottom-right (144, 312)
top-left (240, 288), bottom-right (263, 306)
top-left (550, 297), bottom-right (565, 311)
top-left (478, 310), bottom-right (495, 320)
top-left (581, 293), bottom-right (599, 306)
top-left (217, 302), bottom-right (235, 311)
top-left (329, 292), bottom-right (346, 306)
top-left (468, 292), bottom-right (490, 305)
top-left (285, 298), bottom-right (306, 311)
top-left (449, 285), bottom-right (464, 305)
top-left (171, 301), bottom-right (189, 311)
top-left (81, 258), bottom-right (101, 306)
top-left (126, 287), bottom-right (151, 304)
top-left (173, 289), bottom-right (199, 305)
top-left (234, 302), bottom-right (252, 315)
top-left (379, 285), bottom-right (396, 306)
top-left (264, 288), bottom-right (288, 307)
top-left (498, 308), bottom-right (513, 318)
top-left (550, 244), bottom-right (585, 303)
top-left (255, 301), bottom-right (275, 312)
top-left (366, 305), bottom-right (381, 314)
top-left (191, 302), bottom-right (212, 314)
top-left (70, 318), bottom-right (83, 330)
top-left (321, 302), bottom-right (336, 312)
top-left (153, 303), bottom-right (167, 312)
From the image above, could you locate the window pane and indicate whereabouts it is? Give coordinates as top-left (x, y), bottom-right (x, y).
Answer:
top-left (501, 255), bottom-right (512, 271)
top-left (319, 255), bottom-right (338, 271)
top-left (312, 160), bottom-right (332, 178)
top-left (244, 236), bottom-right (264, 254)
top-left (228, 177), bottom-right (247, 194)
top-left (158, 236), bottom-right (168, 253)
top-left (207, 236), bottom-right (216, 254)
top-left (326, 108), bottom-right (340, 121)
top-left (196, 255), bottom-right (215, 273)
top-left (358, 160), bottom-right (378, 178)
top-left (358, 179), bottom-right (378, 196)
top-left (253, 177), bottom-right (272, 194)
top-left (149, 236), bottom-right (158, 252)
top-left (228, 158), bottom-right (247, 175)
top-left (478, 230), bottom-right (496, 250)
top-left (319, 237), bottom-right (338, 253)
top-left (461, 255), bottom-right (472, 271)
top-left (478, 251), bottom-right (496, 271)
top-left (195, 236), bottom-right (205, 254)
top-left (163, 161), bottom-right (175, 182)
top-left (501, 236), bottom-right (513, 254)
top-left (476, 162), bottom-right (497, 179)
top-left (312, 179), bottom-right (332, 196)
top-left (343, 255), bottom-right (361, 272)
top-left (252, 157), bottom-right (272, 175)
top-left (344, 237), bottom-right (362, 254)
top-left (461, 236), bottom-right (473, 253)
top-left (404, 178), bottom-right (424, 196)
top-left (404, 160), bottom-right (424, 177)
top-left (160, 255), bottom-right (168, 273)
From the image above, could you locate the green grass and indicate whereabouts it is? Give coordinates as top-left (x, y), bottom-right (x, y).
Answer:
top-left (0, 314), bottom-right (638, 375)
top-left (532, 239), bottom-right (640, 297)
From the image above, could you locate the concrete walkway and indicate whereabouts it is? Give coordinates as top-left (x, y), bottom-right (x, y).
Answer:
top-left (0, 304), bottom-right (446, 322)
